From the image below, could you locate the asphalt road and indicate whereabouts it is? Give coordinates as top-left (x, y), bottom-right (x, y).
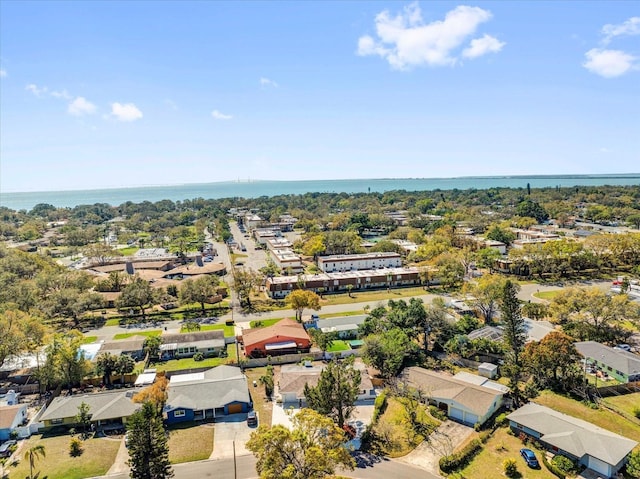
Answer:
top-left (96, 453), bottom-right (441, 479)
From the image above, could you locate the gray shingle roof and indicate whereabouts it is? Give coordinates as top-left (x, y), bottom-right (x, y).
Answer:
top-left (507, 402), bottom-right (637, 465)
top-left (575, 341), bottom-right (640, 376)
top-left (165, 366), bottom-right (250, 412)
top-left (40, 391), bottom-right (141, 422)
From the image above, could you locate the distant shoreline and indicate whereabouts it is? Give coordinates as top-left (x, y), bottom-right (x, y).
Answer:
top-left (2, 174), bottom-right (639, 211)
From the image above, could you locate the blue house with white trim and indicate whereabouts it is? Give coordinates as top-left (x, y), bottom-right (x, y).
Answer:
top-left (165, 365), bottom-right (252, 424)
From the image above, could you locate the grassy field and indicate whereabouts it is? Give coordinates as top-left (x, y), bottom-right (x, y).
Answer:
top-left (167, 422), bottom-right (214, 463)
top-left (81, 336), bottom-right (98, 344)
top-left (602, 392), bottom-right (640, 418)
top-left (244, 366), bottom-right (274, 427)
top-left (182, 323), bottom-right (235, 336)
top-left (249, 318), bottom-right (283, 328)
top-left (370, 397), bottom-right (439, 458)
top-left (327, 340), bottom-right (351, 352)
top-left (113, 330), bottom-right (161, 340)
top-left (9, 434), bottom-right (120, 479)
top-left (535, 390), bottom-right (640, 442)
top-left (152, 344), bottom-right (238, 372)
top-left (117, 247), bottom-right (139, 256)
top-left (460, 427), bottom-right (557, 479)
top-left (320, 287), bottom-right (431, 306)
top-left (320, 310), bottom-right (367, 319)
top-left (532, 290), bottom-right (561, 300)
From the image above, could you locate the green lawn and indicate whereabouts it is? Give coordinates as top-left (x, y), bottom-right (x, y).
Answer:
top-left (321, 287), bottom-right (431, 306)
top-left (535, 390), bottom-right (640, 442)
top-left (327, 340), bottom-right (351, 352)
top-left (81, 336), bottom-right (98, 344)
top-left (532, 290), bottom-right (561, 300)
top-left (182, 323), bottom-right (235, 336)
top-left (249, 318), bottom-right (283, 328)
top-left (113, 330), bottom-right (161, 340)
top-left (105, 318), bottom-right (120, 326)
top-left (320, 310), bottom-right (367, 319)
top-left (167, 422), bottom-right (214, 463)
top-left (117, 246), bottom-right (139, 256)
top-left (602, 392), bottom-right (640, 418)
top-left (152, 344), bottom-right (238, 372)
top-left (9, 434), bottom-right (120, 479)
top-left (460, 427), bottom-right (556, 479)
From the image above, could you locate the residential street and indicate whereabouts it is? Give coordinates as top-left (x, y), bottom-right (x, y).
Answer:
top-left (94, 453), bottom-right (441, 479)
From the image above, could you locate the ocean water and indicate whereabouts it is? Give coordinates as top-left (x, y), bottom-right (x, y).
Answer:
top-left (1, 175), bottom-right (639, 211)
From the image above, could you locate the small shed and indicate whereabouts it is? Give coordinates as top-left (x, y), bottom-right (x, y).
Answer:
top-left (478, 362), bottom-right (498, 379)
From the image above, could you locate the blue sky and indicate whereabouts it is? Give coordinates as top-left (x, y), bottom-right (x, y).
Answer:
top-left (1, 1), bottom-right (638, 193)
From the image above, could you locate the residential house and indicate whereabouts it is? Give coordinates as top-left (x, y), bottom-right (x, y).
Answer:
top-left (40, 390), bottom-right (141, 431)
top-left (270, 248), bottom-right (304, 274)
top-left (467, 318), bottom-right (556, 343)
top-left (307, 315), bottom-right (367, 340)
top-left (507, 402), bottom-right (638, 478)
top-left (160, 330), bottom-right (226, 360)
top-left (575, 341), bottom-right (640, 383)
top-left (241, 319), bottom-right (311, 358)
top-left (98, 336), bottom-right (147, 361)
top-left (402, 367), bottom-right (505, 426)
top-left (278, 362), bottom-right (375, 404)
top-left (0, 404), bottom-right (28, 441)
top-left (165, 366), bottom-right (251, 423)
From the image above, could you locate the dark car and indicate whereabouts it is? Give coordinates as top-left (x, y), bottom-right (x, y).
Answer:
top-left (520, 448), bottom-right (540, 468)
top-left (247, 411), bottom-right (258, 427)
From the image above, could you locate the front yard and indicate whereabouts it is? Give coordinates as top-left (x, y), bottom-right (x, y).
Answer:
top-left (9, 434), bottom-right (120, 479)
top-left (167, 422), bottom-right (214, 463)
top-left (460, 427), bottom-right (557, 479)
top-left (152, 343), bottom-right (238, 372)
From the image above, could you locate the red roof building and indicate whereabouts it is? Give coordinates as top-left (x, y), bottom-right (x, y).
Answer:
top-left (241, 319), bottom-right (311, 358)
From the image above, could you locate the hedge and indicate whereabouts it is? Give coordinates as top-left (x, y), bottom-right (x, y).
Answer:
top-left (439, 430), bottom-right (492, 473)
top-left (372, 390), bottom-right (388, 424)
top-left (541, 452), bottom-right (566, 479)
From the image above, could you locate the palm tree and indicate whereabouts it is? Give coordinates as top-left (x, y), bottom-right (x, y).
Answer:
top-left (24, 444), bottom-right (46, 479)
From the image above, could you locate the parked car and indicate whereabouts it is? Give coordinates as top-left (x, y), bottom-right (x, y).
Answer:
top-left (614, 344), bottom-right (632, 352)
top-left (247, 411), bottom-right (258, 427)
top-left (0, 440), bottom-right (17, 458)
top-left (520, 448), bottom-right (540, 468)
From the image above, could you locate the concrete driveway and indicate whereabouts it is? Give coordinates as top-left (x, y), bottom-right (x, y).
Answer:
top-left (209, 414), bottom-right (254, 460)
top-left (397, 420), bottom-right (474, 476)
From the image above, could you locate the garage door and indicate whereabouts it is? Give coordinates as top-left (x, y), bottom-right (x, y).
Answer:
top-left (587, 456), bottom-right (610, 477)
top-left (464, 412), bottom-right (479, 426)
top-left (449, 407), bottom-right (464, 422)
top-left (227, 403), bottom-right (243, 414)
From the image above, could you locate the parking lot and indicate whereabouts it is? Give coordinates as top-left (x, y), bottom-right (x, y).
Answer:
top-left (229, 221), bottom-right (268, 272)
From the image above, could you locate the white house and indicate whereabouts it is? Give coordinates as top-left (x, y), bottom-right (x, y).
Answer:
top-left (317, 252), bottom-right (402, 273)
top-left (402, 367), bottom-right (504, 426)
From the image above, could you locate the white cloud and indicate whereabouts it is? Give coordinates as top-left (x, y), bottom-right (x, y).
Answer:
top-left (462, 34), bottom-right (505, 58)
top-left (68, 97), bottom-right (96, 116)
top-left (356, 2), bottom-right (503, 69)
top-left (110, 102), bottom-right (143, 122)
top-left (25, 83), bottom-right (48, 97)
top-left (601, 17), bottom-right (640, 45)
top-left (583, 48), bottom-right (636, 78)
top-left (211, 109), bottom-right (232, 120)
top-left (0, 69), bottom-right (6, 78)
top-left (260, 77), bottom-right (278, 88)
top-left (51, 89), bottom-right (72, 100)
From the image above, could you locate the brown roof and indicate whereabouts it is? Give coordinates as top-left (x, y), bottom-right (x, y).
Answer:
top-left (92, 261), bottom-right (174, 273)
top-left (0, 405), bottom-right (24, 429)
top-left (402, 367), bottom-right (503, 416)
top-left (279, 362), bottom-right (373, 398)
top-left (242, 319), bottom-right (310, 347)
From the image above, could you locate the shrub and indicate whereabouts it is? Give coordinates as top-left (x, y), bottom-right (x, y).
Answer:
top-left (633, 406), bottom-right (640, 420)
top-left (494, 412), bottom-right (509, 428)
top-left (429, 405), bottom-right (448, 422)
top-left (372, 390), bottom-right (388, 423)
top-left (503, 458), bottom-right (518, 478)
top-left (69, 437), bottom-right (84, 457)
top-left (551, 455), bottom-right (577, 474)
top-left (439, 438), bottom-right (483, 473)
top-left (541, 453), bottom-right (566, 479)
top-left (193, 352), bottom-right (204, 361)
